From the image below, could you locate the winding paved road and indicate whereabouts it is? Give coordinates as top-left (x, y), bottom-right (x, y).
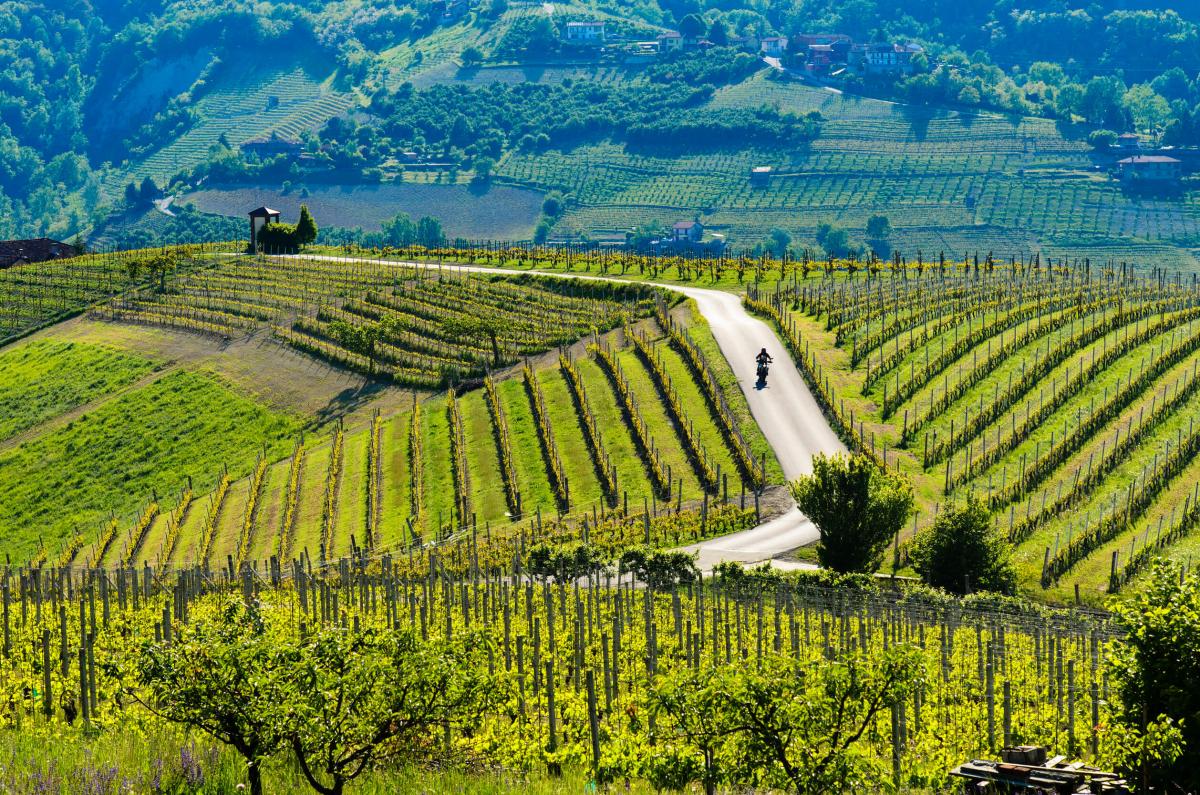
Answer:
top-left (292, 255), bottom-right (845, 567)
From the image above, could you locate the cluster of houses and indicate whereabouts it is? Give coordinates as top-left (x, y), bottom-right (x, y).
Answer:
top-left (782, 33), bottom-right (925, 76)
top-left (562, 20), bottom-right (923, 76)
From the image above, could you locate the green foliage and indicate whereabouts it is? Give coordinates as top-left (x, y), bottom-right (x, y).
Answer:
top-left (618, 546), bottom-right (698, 590)
top-left (791, 453), bottom-right (913, 573)
top-left (909, 494), bottom-right (1017, 595)
top-left (295, 204), bottom-right (318, 246)
top-left (258, 222), bottom-right (300, 253)
top-left (129, 599), bottom-right (498, 795)
top-left (525, 543), bottom-right (609, 583)
top-left (1109, 562), bottom-right (1200, 790)
top-left (865, 214), bottom-right (890, 241)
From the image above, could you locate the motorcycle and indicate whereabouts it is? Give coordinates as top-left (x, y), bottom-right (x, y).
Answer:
top-left (756, 361), bottom-right (769, 387)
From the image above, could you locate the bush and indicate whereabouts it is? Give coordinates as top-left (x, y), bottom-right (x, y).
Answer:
top-left (790, 453), bottom-right (913, 573)
top-left (257, 222), bottom-right (299, 253)
top-left (909, 494), bottom-right (1016, 595)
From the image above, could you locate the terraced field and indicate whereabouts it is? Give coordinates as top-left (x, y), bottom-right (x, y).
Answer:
top-left (111, 64), bottom-right (357, 190)
top-left (493, 73), bottom-right (1200, 267)
top-left (2, 255), bottom-right (771, 570)
top-left (747, 263), bottom-right (1200, 602)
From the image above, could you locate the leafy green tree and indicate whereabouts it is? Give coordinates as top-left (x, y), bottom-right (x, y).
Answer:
top-left (767, 227), bottom-right (791, 257)
top-left (441, 315), bottom-right (502, 366)
top-left (295, 204), bottom-right (318, 246)
top-left (723, 647), bottom-right (925, 792)
top-left (126, 601), bottom-right (290, 795)
top-left (526, 543), bottom-right (609, 583)
top-left (416, 215), bottom-right (445, 247)
top-left (815, 223), bottom-right (852, 258)
top-left (327, 319), bottom-right (385, 374)
top-left (472, 156), bottom-right (495, 183)
top-left (382, 212), bottom-right (417, 246)
top-left (281, 627), bottom-right (498, 795)
top-left (461, 46), bottom-right (484, 66)
top-left (679, 13), bottom-right (706, 40)
top-left (790, 453), bottom-right (913, 573)
top-left (1088, 129), bottom-right (1119, 150)
top-left (865, 214), bottom-right (890, 240)
top-left (707, 18), bottom-right (729, 45)
top-left (139, 175), bottom-right (158, 200)
top-left (619, 547), bottom-right (698, 590)
top-left (909, 494), bottom-right (1015, 594)
top-left (1107, 562), bottom-right (1198, 790)
top-left (650, 667), bottom-right (734, 795)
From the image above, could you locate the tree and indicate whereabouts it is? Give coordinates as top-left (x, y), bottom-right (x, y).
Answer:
top-left (461, 45), bottom-right (483, 66)
top-left (767, 227), bottom-right (791, 257)
top-left (281, 627), bottom-right (497, 795)
top-left (382, 212), bottom-right (417, 246)
top-left (650, 667), bottom-right (734, 795)
top-left (472, 156), bottom-right (494, 183)
top-left (441, 315), bottom-right (503, 366)
top-left (123, 181), bottom-right (139, 206)
top-left (416, 216), bottom-right (444, 247)
top-left (815, 223), bottom-right (852, 258)
top-left (723, 647), bottom-right (925, 792)
top-left (865, 214), bottom-right (890, 241)
top-left (127, 602), bottom-right (290, 795)
top-left (139, 175), bottom-right (158, 200)
top-left (679, 13), bottom-right (706, 40)
top-left (909, 494), bottom-right (1015, 594)
top-left (1088, 129), bottom-right (1118, 150)
top-left (619, 547), bottom-right (698, 590)
top-left (526, 543), bottom-right (609, 583)
top-left (790, 453), bottom-right (913, 573)
top-left (707, 18), bottom-right (729, 45)
top-left (294, 204), bottom-right (318, 246)
top-left (1107, 562), bottom-right (1197, 791)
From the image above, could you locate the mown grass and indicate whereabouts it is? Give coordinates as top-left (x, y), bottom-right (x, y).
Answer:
top-left (378, 412), bottom-right (412, 550)
top-left (459, 390), bottom-right (509, 527)
top-left (0, 340), bottom-right (158, 443)
top-left (420, 401), bottom-right (455, 536)
top-left (496, 377), bottom-right (555, 519)
top-left (0, 369), bottom-right (299, 562)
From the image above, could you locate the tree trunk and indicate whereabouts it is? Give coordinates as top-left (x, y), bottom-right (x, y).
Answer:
top-left (248, 759), bottom-right (264, 795)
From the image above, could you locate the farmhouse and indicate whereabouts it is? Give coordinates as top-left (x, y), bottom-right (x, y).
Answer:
top-left (1117, 155), bottom-right (1182, 184)
top-left (750, 166), bottom-right (772, 186)
top-left (1116, 133), bottom-right (1141, 152)
top-left (760, 36), bottom-right (788, 57)
top-left (240, 132), bottom-right (302, 160)
top-left (248, 206), bottom-right (282, 250)
top-left (0, 238), bottom-right (80, 269)
top-left (564, 21), bottom-right (606, 44)
top-left (852, 42), bottom-right (923, 75)
top-left (672, 220), bottom-right (704, 242)
top-left (657, 31), bottom-right (683, 51)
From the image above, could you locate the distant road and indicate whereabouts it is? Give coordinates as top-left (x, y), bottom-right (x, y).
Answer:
top-left (288, 254), bottom-right (846, 567)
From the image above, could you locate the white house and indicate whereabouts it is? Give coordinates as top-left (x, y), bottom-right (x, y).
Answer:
top-left (760, 36), bottom-right (788, 57)
top-left (564, 21), bottom-right (606, 44)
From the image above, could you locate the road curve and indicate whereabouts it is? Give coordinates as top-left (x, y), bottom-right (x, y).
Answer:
top-left (289, 255), bottom-right (845, 567)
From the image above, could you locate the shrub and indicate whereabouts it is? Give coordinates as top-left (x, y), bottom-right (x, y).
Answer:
top-left (909, 494), bottom-right (1016, 595)
top-left (790, 453), bottom-right (913, 573)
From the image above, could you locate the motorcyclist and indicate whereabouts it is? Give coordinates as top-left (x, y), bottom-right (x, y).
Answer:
top-left (755, 348), bottom-right (773, 369)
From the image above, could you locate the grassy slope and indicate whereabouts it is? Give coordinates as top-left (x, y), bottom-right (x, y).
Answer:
top-left (0, 340), bottom-right (159, 443)
top-left (0, 369), bottom-right (300, 561)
